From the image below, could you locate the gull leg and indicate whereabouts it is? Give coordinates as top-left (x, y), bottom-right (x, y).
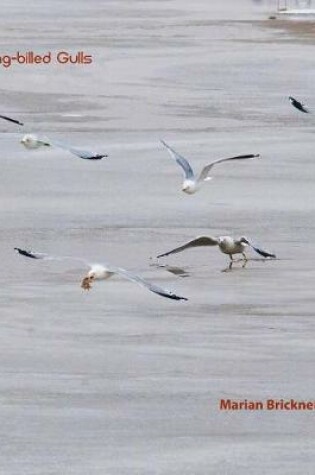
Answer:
top-left (221, 261), bottom-right (233, 273)
top-left (241, 252), bottom-right (248, 268)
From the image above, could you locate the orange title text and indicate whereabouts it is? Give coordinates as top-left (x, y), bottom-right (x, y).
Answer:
top-left (0, 51), bottom-right (93, 68)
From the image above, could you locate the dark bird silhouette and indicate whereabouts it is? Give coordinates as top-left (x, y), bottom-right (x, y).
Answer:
top-left (14, 247), bottom-right (42, 259)
top-left (289, 96), bottom-right (309, 114)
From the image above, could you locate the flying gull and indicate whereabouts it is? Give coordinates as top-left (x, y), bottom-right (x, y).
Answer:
top-left (157, 235), bottom-right (276, 263)
top-left (160, 140), bottom-right (260, 194)
top-left (20, 134), bottom-right (108, 160)
top-left (289, 96), bottom-right (309, 114)
top-left (14, 247), bottom-right (188, 301)
top-left (0, 113), bottom-right (108, 159)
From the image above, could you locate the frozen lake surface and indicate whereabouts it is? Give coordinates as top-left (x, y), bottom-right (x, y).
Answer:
top-left (0, 1), bottom-right (315, 473)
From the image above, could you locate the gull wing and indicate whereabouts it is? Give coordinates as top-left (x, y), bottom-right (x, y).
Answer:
top-left (14, 247), bottom-right (49, 259)
top-left (49, 139), bottom-right (108, 160)
top-left (160, 139), bottom-right (194, 180)
top-left (14, 247), bottom-right (90, 266)
top-left (157, 236), bottom-right (219, 258)
top-left (241, 241), bottom-right (276, 259)
top-left (105, 264), bottom-right (188, 301)
top-left (0, 114), bottom-right (24, 126)
top-left (250, 244), bottom-right (276, 259)
top-left (297, 104), bottom-right (309, 113)
top-left (289, 96), bottom-right (309, 114)
top-left (198, 154), bottom-right (260, 182)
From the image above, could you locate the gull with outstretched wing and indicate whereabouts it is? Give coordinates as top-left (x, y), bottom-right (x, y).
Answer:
top-left (160, 139), bottom-right (260, 194)
top-left (20, 134), bottom-right (108, 160)
top-left (14, 247), bottom-right (187, 301)
top-left (0, 113), bottom-right (108, 160)
top-left (157, 235), bottom-right (276, 263)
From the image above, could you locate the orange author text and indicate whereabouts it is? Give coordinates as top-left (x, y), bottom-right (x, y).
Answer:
top-left (219, 399), bottom-right (315, 411)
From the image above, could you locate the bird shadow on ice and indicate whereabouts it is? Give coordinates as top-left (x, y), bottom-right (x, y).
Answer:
top-left (149, 261), bottom-right (191, 278)
top-left (150, 257), bottom-right (281, 277)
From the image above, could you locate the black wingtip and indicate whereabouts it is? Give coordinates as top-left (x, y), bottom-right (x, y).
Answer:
top-left (168, 293), bottom-right (188, 301)
top-left (14, 247), bottom-right (39, 259)
top-left (156, 252), bottom-right (169, 259)
top-left (289, 97), bottom-right (309, 113)
top-left (252, 246), bottom-right (276, 259)
top-left (241, 154), bottom-right (260, 159)
top-left (14, 247), bottom-right (24, 253)
top-left (0, 115), bottom-right (24, 126)
top-left (85, 154), bottom-right (108, 160)
top-left (155, 288), bottom-right (188, 301)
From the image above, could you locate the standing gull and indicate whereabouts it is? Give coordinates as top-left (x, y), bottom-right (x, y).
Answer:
top-left (157, 236), bottom-right (276, 263)
top-left (288, 96), bottom-right (309, 114)
top-left (160, 140), bottom-right (260, 194)
top-left (14, 247), bottom-right (188, 301)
